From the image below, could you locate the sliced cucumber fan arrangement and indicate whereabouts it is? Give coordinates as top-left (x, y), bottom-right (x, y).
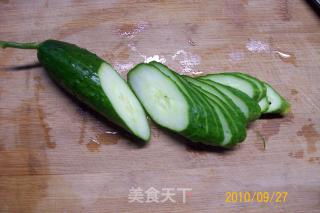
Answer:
top-left (0, 40), bottom-right (290, 148)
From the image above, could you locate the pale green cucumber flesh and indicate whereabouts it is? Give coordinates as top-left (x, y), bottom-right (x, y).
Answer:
top-left (127, 64), bottom-right (189, 132)
top-left (148, 62), bottom-right (212, 142)
top-left (149, 62), bottom-right (225, 145)
top-left (258, 97), bottom-right (269, 113)
top-left (186, 77), bottom-right (247, 124)
top-left (98, 63), bottom-right (150, 140)
top-left (232, 72), bottom-right (267, 101)
top-left (200, 73), bottom-right (260, 101)
top-left (198, 79), bottom-right (261, 121)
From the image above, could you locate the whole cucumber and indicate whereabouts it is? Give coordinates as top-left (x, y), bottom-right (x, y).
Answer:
top-left (0, 40), bottom-right (150, 141)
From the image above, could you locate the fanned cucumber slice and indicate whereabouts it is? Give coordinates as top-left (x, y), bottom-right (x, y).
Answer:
top-left (199, 73), bottom-right (261, 101)
top-left (128, 64), bottom-right (189, 131)
top-left (230, 72), bottom-right (270, 112)
top-left (231, 72), bottom-right (267, 101)
top-left (178, 76), bottom-right (225, 145)
top-left (149, 62), bottom-right (224, 145)
top-left (187, 83), bottom-right (235, 146)
top-left (264, 83), bottom-right (290, 115)
top-left (184, 76), bottom-right (247, 145)
top-left (198, 79), bottom-right (261, 121)
top-left (128, 63), bottom-right (225, 146)
top-left (185, 77), bottom-right (246, 124)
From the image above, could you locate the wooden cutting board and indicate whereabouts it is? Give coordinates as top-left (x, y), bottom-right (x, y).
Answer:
top-left (0, 0), bottom-right (319, 212)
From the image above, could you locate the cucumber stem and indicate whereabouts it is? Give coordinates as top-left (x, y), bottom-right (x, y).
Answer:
top-left (0, 41), bottom-right (39, 49)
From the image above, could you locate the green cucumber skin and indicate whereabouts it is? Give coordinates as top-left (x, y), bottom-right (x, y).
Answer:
top-left (37, 40), bottom-right (139, 138)
top-left (148, 62), bottom-right (224, 145)
top-left (198, 79), bottom-right (261, 121)
top-left (185, 77), bottom-right (247, 125)
top-left (174, 73), bottom-right (224, 146)
top-left (184, 76), bottom-right (247, 138)
top-left (231, 72), bottom-right (267, 101)
top-left (147, 62), bottom-right (212, 142)
top-left (184, 76), bottom-right (247, 146)
top-left (184, 79), bottom-right (239, 147)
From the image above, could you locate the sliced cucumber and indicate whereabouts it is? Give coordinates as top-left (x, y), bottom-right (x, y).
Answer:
top-left (230, 72), bottom-right (270, 112)
top-left (264, 83), bottom-right (290, 115)
top-left (128, 63), bottom-right (225, 146)
top-left (185, 77), bottom-right (246, 124)
top-left (231, 72), bottom-right (267, 101)
top-left (149, 61), bottom-right (246, 147)
top-left (183, 76), bottom-right (247, 145)
top-left (178, 76), bottom-right (226, 146)
top-left (187, 83), bottom-right (235, 146)
top-left (98, 63), bottom-right (150, 140)
top-left (199, 73), bottom-right (261, 101)
top-left (128, 64), bottom-right (189, 131)
top-left (149, 62), bottom-right (225, 145)
top-left (197, 79), bottom-right (261, 121)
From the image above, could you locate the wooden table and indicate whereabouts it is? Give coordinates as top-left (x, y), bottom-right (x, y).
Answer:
top-left (0, 0), bottom-right (319, 212)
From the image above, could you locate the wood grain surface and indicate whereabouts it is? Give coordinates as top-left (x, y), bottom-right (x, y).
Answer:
top-left (0, 0), bottom-right (320, 212)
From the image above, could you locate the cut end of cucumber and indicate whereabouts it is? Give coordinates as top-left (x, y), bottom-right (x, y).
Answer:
top-left (98, 63), bottom-right (150, 141)
top-left (128, 64), bottom-right (189, 132)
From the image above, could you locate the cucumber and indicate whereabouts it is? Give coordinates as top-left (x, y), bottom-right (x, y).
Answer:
top-left (147, 61), bottom-right (212, 140)
top-left (197, 79), bottom-right (261, 121)
top-left (229, 72), bottom-right (269, 112)
top-left (149, 62), bottom-right (244, 147)
top-left (129, 63), bottom-right (230, 147)
top-left (150, 62), bottom-right (229, 146)
top-left (184, 77), bottom-right (247, 124)
top-left (177, 75), bottom-right (227, 146)
top-left (184, 79), bottom-right (237, 146)
top-left (183, 76), bottom-right (247, 145)
top-left (231, 72), bottom-right (267, 101)
top-left (264, 83), bottom-right (290, 115)
top-left (199, 73), bottom-right (261, 101)
top-left (0, 40), bottom-right (150, 141)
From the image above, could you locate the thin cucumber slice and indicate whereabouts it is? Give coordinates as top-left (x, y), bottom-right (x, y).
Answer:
top-left (127, 64), bottom-right (189, 131)
top-left (149, 61), bottom-right (213, 141)
top-left (178, 75), bottom-right (235, 146)
top-left (150, 62), bottom-right (224, 145)
top-left (148, 61), bottom-right (208, 140)
top-left (184, 76), bottom-right (247, 146)
top-left (128, 63), bottom-right (224, 146)
top-left (199, 73), bottom-right (260, 101)
top-left (180, 77), bottom-right (225, 146)
top-left (232, 72), bottom-right (267, 101)
top-left (264, 83), bottom-right (290, 115)
top-left (185, 77), bottom-right (246, 124)
top-left (230, 72), bottom-right (270, 112)
top-left (198, 79), bottom-right (261, 121)
top-left (98, 63), bottom-right (150, 140)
